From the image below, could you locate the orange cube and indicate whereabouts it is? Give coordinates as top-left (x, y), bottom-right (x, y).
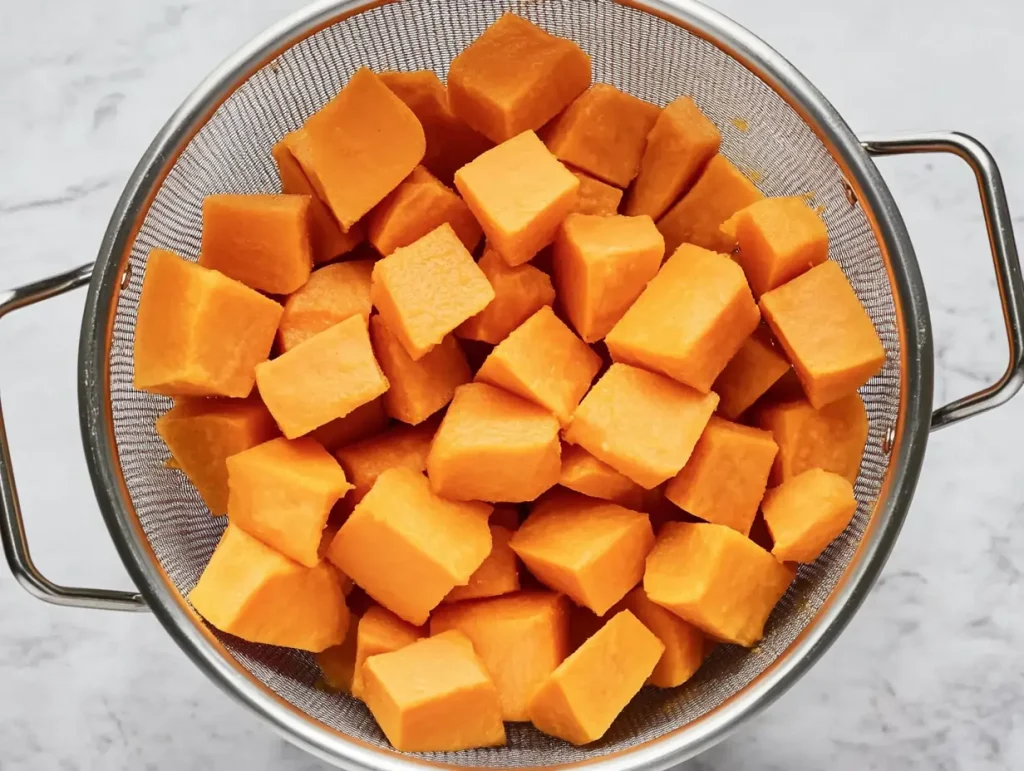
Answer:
top-left (558, 444), bottom-right (644, 509)
top-left (314, 614), bottom-right (360, 693)
top-left (225, 437), bottom-right (352, 567)
top-left (713, 326), bottom-right (791, 420)
top-left (564, 363), bottom-right (718, 489)
top-left (309, 397), bottom-right (388, 453)
top-left (721, 196), bottom-right (829, 297)
top-left (456, 248), bottom-right (555, 344)
top-left (762, 468), bottom-right (857, 563)
top-left (350, 604), bottom-right (425, 699)
top-left (544, 84), bottom-right (660, 188)
top-left (553, 213), bottom-right (666, 343)
top-left (621, 587), bottom-right (707, 688)
top-left (511, 491), bottom-right (654, 615)
top-left (447, 13), bottom-right (591, 144)
top-left (367, 166), bottom-right (483, 256)
top-left (370, 223), bottom-right (495, 360)
top-left (571, 170), bottom-right (623, 215)
top-left (664, 417), bottom-right (778, 536)
top-left (156, 396), bottom-right (278, 515)
top-left (528, 609), bottom-right (663, 745)
top-left (334, 421), bottom-right (436, 505)
top-left (288, 68), bottom-right (425, 230)
top-left (277, 259), bottom-right (374, 353)
top-left (430, 592), bottom-right (570, 721)
top-left (362, 630), bottom-right (506, 752)
top-left (444, 525), bottom-right (520, 604)
top-left (134, 250), bottom-right (283, 398)
top-left (427, 383), bottom-right (561, 502)
top-left (760, 261), bottom-right (885, 407)
top-left (656, 153), bottom-right (764, 254)
top-left (378, 70), bottom-right (493, 184)
top-left (606, 244), bottom-right (760, 392)
top-left (644, 522), bottom-right (793, 646)
top-left (455, 130), bottom-right (579, 266)
top-left (625, 96), bottom-right (721, 220)
top-left (189, 523), bottom-right (349, 652)
top-left (370, 316), bottom-right (471, 425)
top-left (475, 306), bottom-right (601, 426)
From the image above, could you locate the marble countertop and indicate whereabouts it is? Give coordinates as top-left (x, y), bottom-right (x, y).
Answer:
top-left (1, 1), bottom-right (1021, 769)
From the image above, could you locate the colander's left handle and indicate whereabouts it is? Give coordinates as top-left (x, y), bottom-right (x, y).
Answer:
top-left (0, 264), bottom-right (148, 612)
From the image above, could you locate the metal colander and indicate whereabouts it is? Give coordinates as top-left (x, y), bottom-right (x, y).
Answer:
top-left (2, 1), bottom-right (1022, 769)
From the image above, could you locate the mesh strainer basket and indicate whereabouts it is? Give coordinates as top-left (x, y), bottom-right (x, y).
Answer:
top-left (3, 1), bottom-right (1023, 768)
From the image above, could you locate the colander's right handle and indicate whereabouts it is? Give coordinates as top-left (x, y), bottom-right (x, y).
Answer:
top-left (862, 132), bottom-right (1024, 430)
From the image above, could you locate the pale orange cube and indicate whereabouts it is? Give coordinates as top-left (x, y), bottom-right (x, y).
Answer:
top-left (528, 609), bottom-right (663, 745)
top-left (510, 491), bottom-right (654, 615)
top-left (134, 250), bottom-right (283, 398)
top-left (762, 468), bottom-right (858, 563)
top-left (656, 153), bottom-right (764, 254)
top-left (606, 244), bottom-right (760, 392)
top-left (370, 223), bottom-right (495, 360)
top-left (571, 170), bottom-right (623, 215)
top-left (564, 364), bottom-right (719, 489)
top-left (644, 522), bottom-right (794, 646)
top-left (621, 587), bottom-right (707, 688)
top-left (314, 614), bottom-right (360, 693)
top-left (309, 397), bottom-right (388, 453)
top-left (444, 525), bottom-right (520, 604)
top-left (454, 130), bottom-right (579, 266)
top-left (256, 314), bottom-right (389, 439)
top-left (327, 467), bottom-right (492, 625)
top-left (760, 260), bottom-right (885, 407)
top-left (664, 417), bottom-right (778, 536)
top-left (558, 444), bottom-right (644, 509)
top-left (553, 213), bottom-right (666, 343)
top-left (713, 326), bottom-right (791, 420)
top-left (427, 383), bottom-right (561, 503)
top-left (350, 604), bottom-right (425, 700)
top-left (334, 421), bottom-right (436, 505)
top-left (447, 13), bottom-right (591, 144)
top-left (277, 259), bottom-right (374, 353)
top-left (721, 196), bottom-right (829, 297)
top-left (475, 306), bottom-right (601, 426)
top-left (431, 591), bottom-right (570, 721)
top-left (544, 84), bottom-right (660, 188)
top-left (456, 248), bottom-right (556, 344)
top-left (362, 630), bottom-right (506, 752)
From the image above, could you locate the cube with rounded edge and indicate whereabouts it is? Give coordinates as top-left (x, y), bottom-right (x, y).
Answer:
top-left (558, 443), bottom-right (644, 509)
top-left (713, 326), bottom-right (791, 420)
top-left (444, 525), bottom-right (520, 604)
top-left (277, 260), bottom-right (374, 353)
top-left (621, 587), bottom-right (707, 688)
top-left (571, 170), bottom-right (623, 216)
top-left (334, 421), bottom-right (437, 505)
top-left (350, 604), bottom-right (426, 699)
top-left (761, 468), bottom-right (857, 563)
top-left (456, 248), bottom-right (556, 344)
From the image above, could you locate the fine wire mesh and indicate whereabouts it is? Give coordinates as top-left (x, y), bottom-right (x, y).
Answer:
top-left (105, 0), bottom-right (901, 766)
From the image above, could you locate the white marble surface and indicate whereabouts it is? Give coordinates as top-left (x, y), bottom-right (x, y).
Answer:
top-left (1, 1), bottom-right (1022, 769)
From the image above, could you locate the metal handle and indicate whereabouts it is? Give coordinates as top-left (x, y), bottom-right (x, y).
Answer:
top-left (862, 131), bottom-right (1024, 430)
top-left (0, 263), bottom-right (147, 611)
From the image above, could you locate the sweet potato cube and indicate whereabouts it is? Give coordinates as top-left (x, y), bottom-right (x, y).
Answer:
top-left (656, 153), bottom-right (764, 254)
top-left (625, 96), bottom-right (721, 220)
top-left (189, 523), bottom-right (349, 652)
top-left (528, 609), bottom-right (663, 745)
top-left (564, 363), bottom-right (718, 489)
top-left (571, 170), bottom-right (623, 215)
top-left (334, 422), bottom-right (436, 505)
top-left (362, 630), bottom-right (506, 752)
top-left (430, 591), bottom-right (570, 721)
top-left (475, 306), bottom-right (601, 425)
top-left (621, 587), bottom-right (706, 688)
top-left (350, 605), bottom-right (425, 699)
top-left (134, 250), bottom-right (283, 398)
top-left (367, 166), bottom-right (482, 256)
top-left (456, 248), bottom-right (555, 344)
top-left (762, 468), bottom-right (857, 563)
top-left (370, 316), bottom-right (471, 425)
top-left (277, 260), bottom-right (374, 353)
top-left (606, 244), bottom-right (760, 392)
top-left (489, 505), bottom-right (521, 530)
top-left (371, 223), bottom-right (495, 360)
top-left (553, 213), bottom-right (665, 343)
top-left (760, 260), bottom-right (885, 407)
top-left (156, 396), bottom-right (278, 515)
top-left (256, 315), bottom-right (389, 439)
top-left (225, 437), bottom-right (352, 567)
top-left (447, 13), bottom-right (591, 144)
top-left (511, 491), bottom-right (654, 615)
top-left (644, 522), bottom-right (793, 646)
top-left (664, 417), bottom-right (778, 536)
top-left (326, 467), bottom-right (492, 625)
top-left (314, 614), bottom-right (360, 693)
top-left (427, 383), bottom-right (561, 502)
top-left (713, 326), bottom-right (791, 420)
top-left (379, 70), bottom-right (493, 184)
top-left (455, 130), bottom-right (579, 266)
top-left (288, 67), bottom-right (425, 231)
top-left (721, 196), bottom-right (829, 297)
top-left (444, 525), bottom-right (520, 604)
top-left (310, 397), bottom-right (388, 453)
top-left (544, 84), bottom-right (660, 188)
top-left (558, 444), bottom-right (644, 509)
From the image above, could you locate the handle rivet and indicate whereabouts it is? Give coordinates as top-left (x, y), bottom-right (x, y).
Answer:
top-left (120, 263), bottom-right (133, 291)
top-left (843, 180), bottom-right (857, 206)
top-left (881, 424), bottom-right (895, 454)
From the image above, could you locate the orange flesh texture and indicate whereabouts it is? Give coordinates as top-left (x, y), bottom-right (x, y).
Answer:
top-left (309, 396), bottom-right (389, 453)
top-left (456, 248), bottom-right (556, 344)
top-left (570, 170), bottom-right (623, 215)
top-left (314, 612), bottom-right (360, 693)
top-left (713, 325), bottom-right (791, 420)
top-left (444, 525), bottom-right (521, 604)
top-left (277, 259), bottom-right (374, 353)
top-left (350, 604), bottom-right (426, 700)
top-left (621, 586), bottom-right (707, 688)
top-left (761, 468), bottom-right (858, 563)
top-left (489, 504), bottom-right (522, 530)
top-left (558, 443), bottom-right (645, 509)
top-left (334, 421), bottom-right (436, 505)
